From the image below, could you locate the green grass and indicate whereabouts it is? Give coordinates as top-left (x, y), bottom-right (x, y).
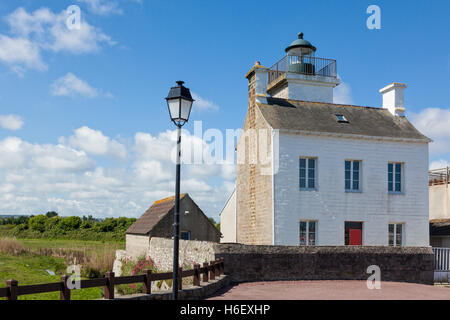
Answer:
top-left (0, 253), bottom-right (103, 300)
top-left (19, 238), bottom-right (124, 254)
top-left (0, 225), bottom-right (14, 237)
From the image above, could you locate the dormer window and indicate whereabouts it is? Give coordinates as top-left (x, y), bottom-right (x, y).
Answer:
top-left (335, 114), bottom-right (349, 123)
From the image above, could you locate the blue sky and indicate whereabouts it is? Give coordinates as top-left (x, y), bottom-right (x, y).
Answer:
top-left (0, 0), bottom-right (449, 220)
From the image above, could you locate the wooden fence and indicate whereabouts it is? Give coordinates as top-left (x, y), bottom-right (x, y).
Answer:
top-left (0, 259), bottom-right (224, 300)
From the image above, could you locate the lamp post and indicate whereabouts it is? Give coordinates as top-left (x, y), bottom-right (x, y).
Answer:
top-left (165, 81), bottom-right (194, 300)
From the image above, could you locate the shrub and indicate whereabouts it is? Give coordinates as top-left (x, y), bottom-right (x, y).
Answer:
top-left (45, 216), bottom-right (62, 230)
top-left (60, 216), bottom-right (82, 231)
top-left (80, 221), bottom-right (92, 229)
top-left (4, 215), bottom-right (133, 242)
top-left (45, 211), bottom-right (59, 218)
top-left (28, 215), bottom-right (48, 232)
top-left (116, 256), bottom-right (158, 295)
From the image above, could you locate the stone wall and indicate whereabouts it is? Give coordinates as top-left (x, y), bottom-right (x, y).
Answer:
top-left (148, 237), bottom-right (216, 272)
top-left (125, 234), bottom-right (149, 260)
top-left (126, 237), bottom-right (434, 285)
top-left (113, 275), bottom-right (230, 301)
top-left (236, 65), bottom-right (273, 245)
top-left (213, 244), bottom-right (434, 284)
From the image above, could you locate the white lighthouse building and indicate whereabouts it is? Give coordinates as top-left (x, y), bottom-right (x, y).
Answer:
top-left (220, 33), bottom-right (431, 247)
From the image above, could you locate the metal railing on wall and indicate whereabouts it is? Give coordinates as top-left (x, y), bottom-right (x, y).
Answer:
top-left (433, 248), bottom-right (450, 283)
top-left (429, 167), bottom-right (450, 186)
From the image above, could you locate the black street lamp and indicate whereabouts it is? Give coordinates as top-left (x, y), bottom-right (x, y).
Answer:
top-left (165, 81), bottom-right (194, 300)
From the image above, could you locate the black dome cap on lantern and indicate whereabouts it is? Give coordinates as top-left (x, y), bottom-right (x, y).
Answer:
top-left (285, 32), bottom-right (317, 53)
top-left (165, 81), bottom-right (194, 102)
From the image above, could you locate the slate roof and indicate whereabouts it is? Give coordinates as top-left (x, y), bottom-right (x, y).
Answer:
top-left (126, 194), bottom-right (186, 235)
top-left (257, 97), bottom-right (430, 141)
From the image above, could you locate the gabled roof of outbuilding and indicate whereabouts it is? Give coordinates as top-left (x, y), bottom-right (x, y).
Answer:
top-left (126, 194), bottom-right (187, 235)
top-left (126, 194), bottom-right (220, 236)
top-left (257, 97), bottom-right (430, 142)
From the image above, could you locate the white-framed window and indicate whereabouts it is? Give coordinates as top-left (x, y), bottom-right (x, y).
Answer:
top-left (345, 160), bottom-right (361, 192)
top-left (299, 157), bottom-right (317, 190)
top-left (180, 231), bottom-right (191, 240)
top-left (388, 223), bottom-right (403, 246)
top-left (299, 220), bottom-right (317, 246)
top-left (388, 162), bottom-right (403, 193)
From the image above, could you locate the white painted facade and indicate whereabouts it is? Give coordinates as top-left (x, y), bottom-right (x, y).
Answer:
top-left (274, 133), bottom-right (429, 246)
top-left (126, 234), bottom-right (149, 259)
top-left (220, 189), bottom-right (237, 243)
top-left (380, 83), bottom-right (407, 116)
top-left (271, 73), bottom-right (340, 103)
top-left (429, 184), bottom-right (450, 220)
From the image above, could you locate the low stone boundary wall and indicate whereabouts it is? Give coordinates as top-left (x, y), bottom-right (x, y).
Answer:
top-left (148, 237), bottom-right (216, 271)
top-left (111, 275), bottom-right (230, 300)
top-left (122, 237), bottom-right (435, 285)
top-left (213, 244), bottom-right (435, 285)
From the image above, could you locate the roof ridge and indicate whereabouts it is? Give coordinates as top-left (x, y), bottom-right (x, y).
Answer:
top-left (282, 98), bottom-right (382, 110)
top-left (153, 193), bottom-right (187, 205)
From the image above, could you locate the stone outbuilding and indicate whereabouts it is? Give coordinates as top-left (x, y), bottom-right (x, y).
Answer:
top-left (126, 194), bottom-right (221, 258)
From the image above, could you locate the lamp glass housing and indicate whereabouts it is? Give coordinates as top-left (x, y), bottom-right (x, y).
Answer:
top-left (165, 81), bottom-right (194, 126)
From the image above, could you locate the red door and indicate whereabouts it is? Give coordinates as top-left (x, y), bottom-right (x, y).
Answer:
top-left (349, 229), bottom-right (362, 245)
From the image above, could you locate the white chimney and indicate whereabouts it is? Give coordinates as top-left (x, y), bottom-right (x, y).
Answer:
top-left (379, 83), bottom-right (407, 116)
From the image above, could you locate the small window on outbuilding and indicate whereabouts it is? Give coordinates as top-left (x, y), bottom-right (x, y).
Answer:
top-left (181, 231), bottom-right (191, 240)
top-left (335, 114), bottom-right (349, 123)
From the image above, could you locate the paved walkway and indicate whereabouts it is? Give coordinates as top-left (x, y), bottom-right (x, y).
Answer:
top-left (207, 280), bottom-right (450, 300)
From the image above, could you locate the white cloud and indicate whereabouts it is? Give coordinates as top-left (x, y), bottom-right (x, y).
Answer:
top-left (0, 136), bottom-right (94, 172)
top-left (77, 0), bottom-right (123, 15)
top-left (0, 35), bottom-right (46, 72)
top-left (0, 128), bottom-right (234, 220)
top-left (0, 7), bottom-right (114, 73)
top-left (51, 73), bottom-right (98, 98)
top-left (333, 82), bottom-right (354, 105)
top-left (51, 73), bottom-right (112, 98)
top-left (61, 126), bottom-right (127, 159)
top-left (32, 145), bottom-right (94, 172)
top-left (0, 114), bottom-right (24, 130)
top-left (192, 93), bottom-right (219, 111)
top-left (430, 159), bottom-right (450, 170)
top-left (410, 107), bottom-right (450, 155)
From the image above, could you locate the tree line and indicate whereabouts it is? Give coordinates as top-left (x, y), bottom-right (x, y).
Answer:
top-left (0, 212), bottom-right (136, 241)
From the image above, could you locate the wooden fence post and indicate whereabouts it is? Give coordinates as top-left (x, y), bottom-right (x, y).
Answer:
top-left (193, 264), bottom-right (200, 286)
top-left (220, 258), bottom-right (225, 275)
top-left (60, 275), bottom-right (71, 300)
top-left (217, 258), bottom-right (222, 275)
top-left (105, 271), bottom-right (115, 300)
top-left (209, 261), bottom-right (215, 280)
top-left (178, 267), bottom-right (183, 290)
top-left (6, 280), bottom-right (18, 301)
top-left (143, 269), bottom-right (152, 294)
top-left (214, 260), bottom-right (220, 277)
top-left (203, 262), bottom-right (209, 283)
